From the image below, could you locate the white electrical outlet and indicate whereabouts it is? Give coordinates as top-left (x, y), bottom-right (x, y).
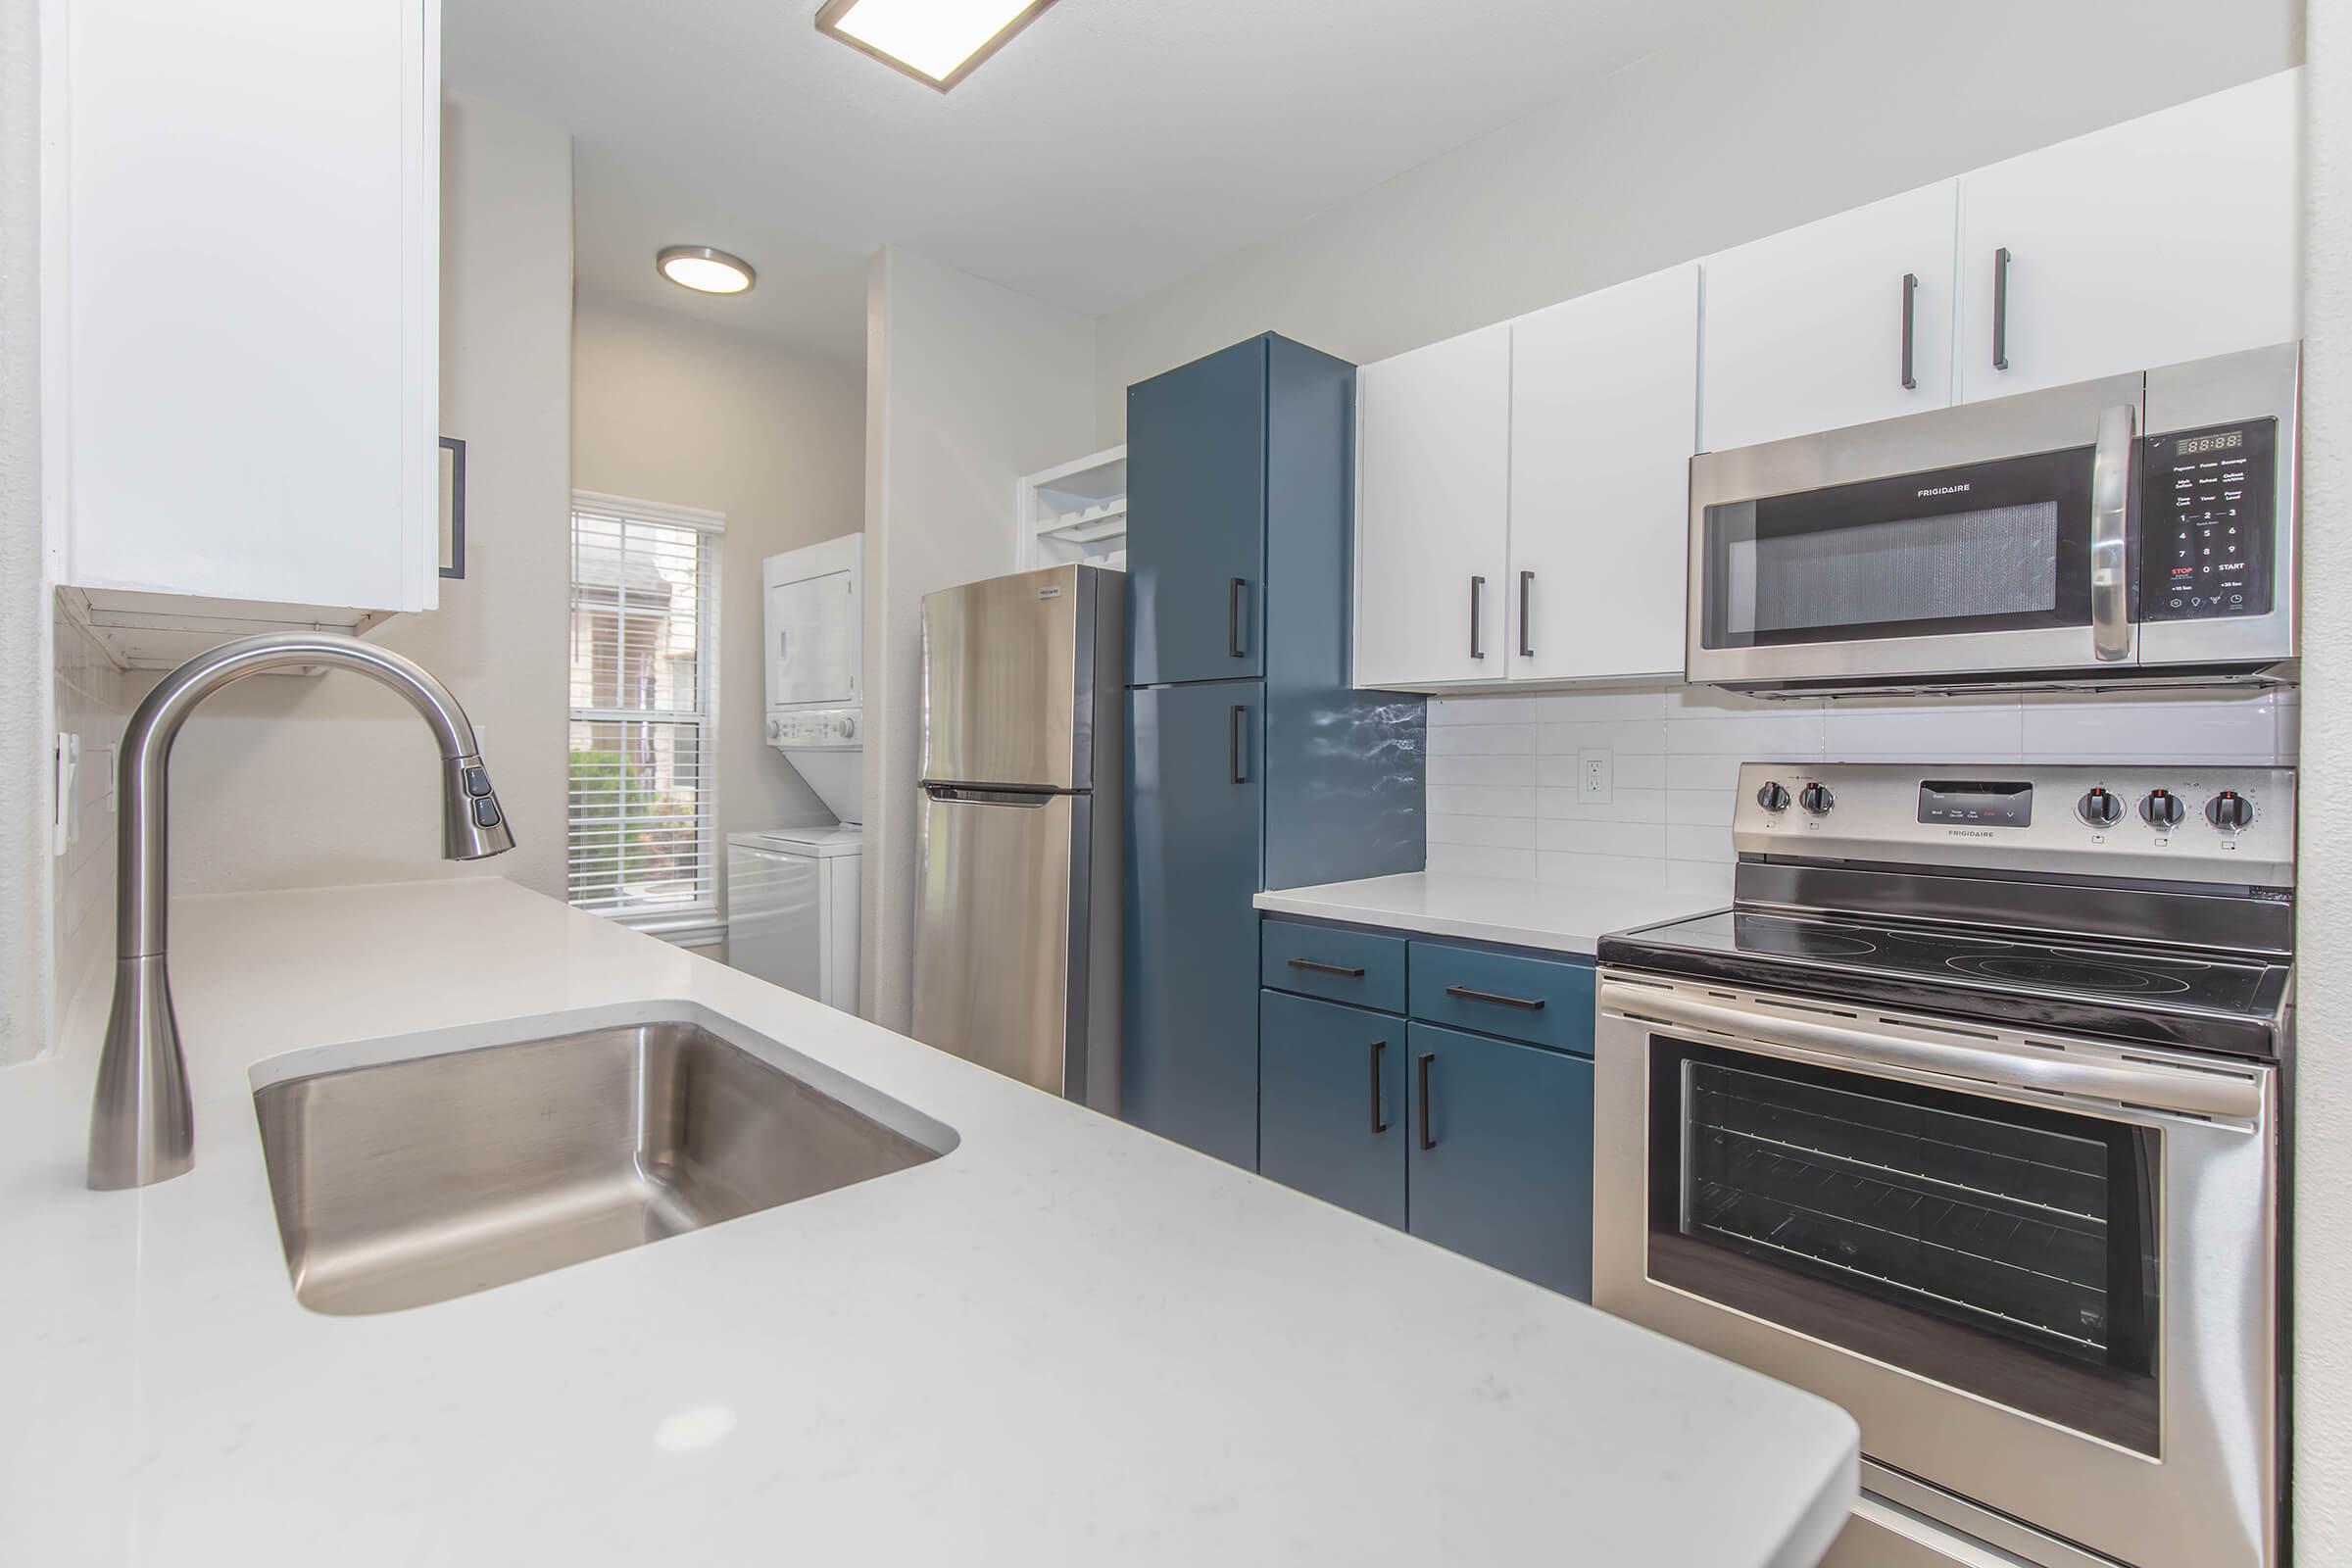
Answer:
top-left (1578, 748), bottom-right (1612, 805)
top-left (53, 733), bottom-right (80, 856)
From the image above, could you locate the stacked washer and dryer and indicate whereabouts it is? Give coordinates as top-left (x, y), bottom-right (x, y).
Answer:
top-left (725, 533), bottom-right (863, 1011)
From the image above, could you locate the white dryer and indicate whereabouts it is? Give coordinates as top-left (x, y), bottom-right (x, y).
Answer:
top-left (726, 826), bottom-right (861, 1012)
top-left (762, 532), bottom-right (863, 824)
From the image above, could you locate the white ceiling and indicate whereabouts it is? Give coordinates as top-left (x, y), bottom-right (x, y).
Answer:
top-left (447, 0), bottom-right (1746, 366)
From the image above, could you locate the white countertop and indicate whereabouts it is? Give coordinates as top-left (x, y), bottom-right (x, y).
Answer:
top-left (2, 878), bottom-right (1852, 1567)
top-left (1255, 871), bottom-right (1723, 956)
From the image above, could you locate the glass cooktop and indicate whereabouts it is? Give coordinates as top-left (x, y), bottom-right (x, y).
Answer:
top-left (1600, 908), bottom-right (2291, 1056)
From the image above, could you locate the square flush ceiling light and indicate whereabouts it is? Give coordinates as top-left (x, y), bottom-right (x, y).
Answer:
top-left (814, 0), bottom-right (1056, 91)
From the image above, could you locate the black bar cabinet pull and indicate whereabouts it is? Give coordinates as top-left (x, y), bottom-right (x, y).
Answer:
top-left (1416, 1053), bottom-right (1437, 1152)
top-left (1518, 570), bottom-right (1535, 659)
top-left (1991, 246), bottom-right (2012, 370)
top-left (1369, 1040), bottom-right (1388, 1134)
top-left (1469, 575), bottom-right (1487, 660)
top-left (1287, 957), bottom-right (1366, 978)
top-left (1228, 705), bottom-right (1247, 785)
top-left (1227, 578), bottom-right (1247, 660)
top-left (1445, 983), bottom-right (1546, 1011)
top-left (1899, 271), bottom-right (1919, 390)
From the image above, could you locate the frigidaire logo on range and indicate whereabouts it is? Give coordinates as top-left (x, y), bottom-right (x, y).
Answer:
top-left (1917, 483), bottom-right (1973, 498)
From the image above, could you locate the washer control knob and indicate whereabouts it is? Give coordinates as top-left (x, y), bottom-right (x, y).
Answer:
top-left (2140, 788), bottom-right (2185, 828)
top-left (1755, 781), bottom-right (1791, 812)
top-left (1797, 782), bottom-right (1835, 815)
top-left (766, 717), bottom-right (782, 742)
top-left (2077, 787), bottom-right (2124, 827)
top-left (838, 714), bottom-right (858, 740)
top-left (2206, 790), bottom-right (2254, 831)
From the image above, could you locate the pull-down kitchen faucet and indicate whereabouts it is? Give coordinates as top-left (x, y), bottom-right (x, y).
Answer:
top-left (86, 632), bottom-right (514, 1190)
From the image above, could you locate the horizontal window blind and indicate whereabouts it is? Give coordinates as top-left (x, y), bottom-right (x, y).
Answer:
top-left (567, 494), bottom-right (722, 922)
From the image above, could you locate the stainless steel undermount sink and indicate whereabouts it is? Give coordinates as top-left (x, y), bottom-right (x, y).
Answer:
top-left (255, 1017), bottom-right (951, 1315)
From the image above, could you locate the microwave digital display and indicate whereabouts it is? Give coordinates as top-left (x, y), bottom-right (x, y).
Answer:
top-left (2176, 430), bottom-right (2244, 457)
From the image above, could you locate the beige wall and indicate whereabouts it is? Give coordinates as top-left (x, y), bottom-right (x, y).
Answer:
top-left (2295, 0), bottom-right (2348, 1553)
top-left (858, 247), bottom-right (1098, 1031)
top-left (142, 93), bottom-right (574, 901)
top-left (569, 288), bottom-right (866, 916)
top-left (1095, 0), bottom-right (2303, 433)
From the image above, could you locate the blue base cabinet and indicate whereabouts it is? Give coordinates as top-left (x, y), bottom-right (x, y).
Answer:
top-left (1256, 914), bottom-right (1597, 1298)
top-left (1406, 1022), bottom-right (1593, 1298)
top-left (1259, 991), bottom-right (1408, 1227)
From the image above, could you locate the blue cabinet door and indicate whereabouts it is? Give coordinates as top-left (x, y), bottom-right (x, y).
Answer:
top-left (1127, 339), bottom-right (1267, 686)
top-left (1258, 990), bottom-right (1407, 1227)
top-left (1406, 1022), bottom-right (1594, 1298)
top-left (1123, 682), bottom-right (1266, 1168)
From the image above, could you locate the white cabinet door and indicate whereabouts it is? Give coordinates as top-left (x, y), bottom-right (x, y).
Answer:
top-left (58, 0), bottom-right (440, 615)
top-left (1956, 70), bottom-right (2300, 405)
top-left (1353, 324), bottom-right (1511, 690)
top-left (1699, 181), bottom-right (1958, 452)
top-left (1508, 264), bottom-right (1698, 683)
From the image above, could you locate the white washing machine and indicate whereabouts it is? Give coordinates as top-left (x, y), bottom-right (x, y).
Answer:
top-left (732, 533), bottom-right (864, 1011)
top-left (726, 826), bottom-right (861, 1012)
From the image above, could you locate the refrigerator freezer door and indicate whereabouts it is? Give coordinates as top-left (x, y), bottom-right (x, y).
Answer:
top-left (912, 787), bottom-right (1096, 1100)
top-left (919, 566), bottom-right (1097, 791)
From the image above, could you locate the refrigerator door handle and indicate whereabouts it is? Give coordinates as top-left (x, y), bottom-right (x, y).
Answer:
top-left (922, 784), bottom-right (1056, 808)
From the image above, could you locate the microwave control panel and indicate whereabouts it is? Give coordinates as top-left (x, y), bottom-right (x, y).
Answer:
top-left (2140, 416), bottom-right (2276, 621)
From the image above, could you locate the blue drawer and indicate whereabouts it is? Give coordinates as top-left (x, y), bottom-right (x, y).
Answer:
top-left (1407, 941), bottom-right (1595, 1055)
top-left (1260, 917), bottom-right (1408, 1013)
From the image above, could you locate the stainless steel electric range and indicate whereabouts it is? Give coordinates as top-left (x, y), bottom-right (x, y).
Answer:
top-left (1594, 762), bottom-right (2293, 1568)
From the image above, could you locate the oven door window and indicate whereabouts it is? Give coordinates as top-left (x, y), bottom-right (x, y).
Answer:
top-left (1699, 445), bottom-right (2096, 650)
top-left (1648, 1037), bottom-right (2160, 1455)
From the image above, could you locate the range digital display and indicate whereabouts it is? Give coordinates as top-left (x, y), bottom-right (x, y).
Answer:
top-left (1918, 780), bottom-right (2033, 828)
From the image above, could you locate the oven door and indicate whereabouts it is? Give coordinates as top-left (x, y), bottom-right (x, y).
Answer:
top-left (1687, 371), bottom-right (2142, 689)
top-left (1593, 975), bottom-right (2278, 1568)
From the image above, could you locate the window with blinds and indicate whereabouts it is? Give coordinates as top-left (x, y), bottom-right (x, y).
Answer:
top-left (567, 493), bottom-right (723, 926)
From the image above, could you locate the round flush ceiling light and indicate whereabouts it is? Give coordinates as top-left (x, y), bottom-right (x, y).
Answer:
top-left (657, 245), bottom-right (756, 295)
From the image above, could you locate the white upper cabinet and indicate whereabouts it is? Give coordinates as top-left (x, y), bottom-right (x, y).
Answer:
top-left (1353, 324), bottom-right (1512, 690)
top-left (1955, 70), bottom-right (2301, 404)
top-left (1698, 181), bottom-right (1958, 453)
top-left (54, 0), bottom-right (440, 622)
top-left (1508, 264), bottom-right (1698, 683)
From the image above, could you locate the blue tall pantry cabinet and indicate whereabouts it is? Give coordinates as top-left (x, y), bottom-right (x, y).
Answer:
top-left (1122, 335), bottom-right (1426, 1168)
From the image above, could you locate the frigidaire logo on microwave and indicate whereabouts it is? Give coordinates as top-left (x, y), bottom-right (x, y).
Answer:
top-left (1917, 483), bottom-right (1973, 498)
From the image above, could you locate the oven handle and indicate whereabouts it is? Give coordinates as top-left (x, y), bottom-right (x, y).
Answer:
top-left (2089, 401), bottom-right (2136, 662)
top-left (1604, 985), bottom-right (2263, 1121)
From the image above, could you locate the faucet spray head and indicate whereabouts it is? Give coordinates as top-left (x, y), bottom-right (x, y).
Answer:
top-left (442, 755), bottom-right (517, 860)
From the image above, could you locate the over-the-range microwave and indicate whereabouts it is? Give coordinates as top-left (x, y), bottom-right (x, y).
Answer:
top-left (1686, 342), bottom-right (2299, 696)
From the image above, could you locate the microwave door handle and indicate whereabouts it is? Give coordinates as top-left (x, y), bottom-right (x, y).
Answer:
top-left (2090, 402), bottom-right (2136, 662)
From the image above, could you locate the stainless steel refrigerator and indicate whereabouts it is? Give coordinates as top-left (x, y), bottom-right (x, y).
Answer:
top-left (912, 564), bottom-right (1122, 1111)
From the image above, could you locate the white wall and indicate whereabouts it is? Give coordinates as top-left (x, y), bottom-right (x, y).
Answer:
top-left (1426, 686), bottom-right (2298, 901)
top-left (0, 0), bottom-right (46, 1062)
top-left (1094, 0), bottom-right (2302, 436)
top-left (141, 94), bottom-right (573, 902)
top-left (570, 287), bottom-right (867, 915)
top-left (858, 247), bottom-right (1098, 1031)
top-left (2294, 0), bottom-right (2349, 1552)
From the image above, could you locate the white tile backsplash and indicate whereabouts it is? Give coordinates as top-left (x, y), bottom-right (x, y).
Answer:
top-left (53, 601), bottom-right (131, 1011)
top-left (1423, 681), bottom-right (2297, 891)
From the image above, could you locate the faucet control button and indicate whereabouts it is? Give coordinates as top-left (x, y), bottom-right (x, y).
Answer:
top-left (464, 765), bottom-right (493, 798)
top-left (471, 797), bottom-right (503, 829)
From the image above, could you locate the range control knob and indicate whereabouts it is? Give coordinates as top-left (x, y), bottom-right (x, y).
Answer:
top-left (2077, 787), bottom-right (2125, 827)
top-left (2206, 790), bottom-right (2254, 831)
top-left (1755, 781), bottom-right (1791, 812)
top-left (1797, 782), bottom-right (1835, 816)
top-left (2140, 788), bottom-right (2186, 829)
